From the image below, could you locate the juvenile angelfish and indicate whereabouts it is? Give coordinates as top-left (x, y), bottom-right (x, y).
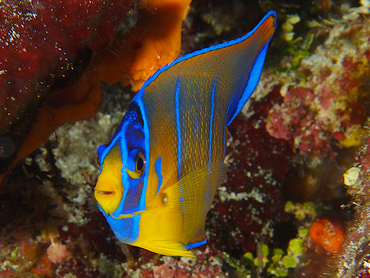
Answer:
top-left (94, 11), bottom-right (277, 257)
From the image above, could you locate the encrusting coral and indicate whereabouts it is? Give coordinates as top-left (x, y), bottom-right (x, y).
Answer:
top-left (0, 0), bottom-right (191, 186)
top-left (0, 0), bottom-right (133, 182)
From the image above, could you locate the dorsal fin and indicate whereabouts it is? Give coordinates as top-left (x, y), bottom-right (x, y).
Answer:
top-left (139, 11), bottom-right (277, 127)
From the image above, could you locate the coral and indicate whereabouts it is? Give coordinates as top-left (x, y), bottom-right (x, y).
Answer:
top-left (308, 218), bottom-right (345, 253)
top-left (0, 0), bottom-right (133, 180)
top-left (224, 228), bottom-right (309, 277)
top-left (1, 1), bottom-right (370, 277)
top-left (284, 201), bottom-right (317, 221)
top-left (0, 0), bottom-right (133, 186)
top-left (0, 0), bottom-right (191, 185)
top-left (207, 90), bottom-right (292, 257)
top-left (334, 131), bottom-right (370, 277)
top-left (96, 0), bottom-right (192, 91)
top-left (281, 14), bottom-right (301, 41)
top-left (232, 3), bottom-right (370, 276)
top-left (262, 6), bottom-right (370, 165)
top-left (262, 6), bottom-right (370, 277)
top-left (46, 242), bottom-right (70, 263)
top-left (150, 252), bottom-right (224, 278)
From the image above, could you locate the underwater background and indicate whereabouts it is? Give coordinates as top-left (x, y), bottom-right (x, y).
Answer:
top-left (0, 0), bottom-right (370, 277)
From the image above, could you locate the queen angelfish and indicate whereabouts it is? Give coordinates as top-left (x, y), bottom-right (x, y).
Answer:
top-left (94, 11), bottom-right (277, 257)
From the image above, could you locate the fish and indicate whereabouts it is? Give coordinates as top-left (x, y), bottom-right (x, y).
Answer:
top-left (94, 11), bottom-right (277, 257)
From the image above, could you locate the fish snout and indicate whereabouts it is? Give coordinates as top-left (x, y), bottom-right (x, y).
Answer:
top-left (94, 174), bottom-right (123, 215)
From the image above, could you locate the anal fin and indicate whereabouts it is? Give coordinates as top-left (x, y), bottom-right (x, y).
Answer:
top-left (145, 241), bottom-right (196, 257)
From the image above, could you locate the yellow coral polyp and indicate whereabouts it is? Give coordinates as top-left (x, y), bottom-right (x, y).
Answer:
top-left (282, 14), bottom-right (300, 42)
top-left (339, 124), bottom-right (366, 148)
top-left (94, 173), bottom-right (123, 215)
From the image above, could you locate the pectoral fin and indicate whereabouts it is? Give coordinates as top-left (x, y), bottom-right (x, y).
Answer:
top-left (158, 162), bottom-right (227, 246)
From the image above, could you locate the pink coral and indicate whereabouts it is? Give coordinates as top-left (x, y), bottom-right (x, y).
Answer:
top-left (263, 9), bottom-right (370, 161)
top-left (46, 242), bottom-right (69, 263)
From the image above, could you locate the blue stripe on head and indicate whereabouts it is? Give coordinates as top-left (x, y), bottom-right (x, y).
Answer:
top-left (128, 99), bottom-right (150, 211)
top-left (97, 145), bottom-right (106, 160)
top-left (99, 109), bottom-right (131, 165)
top-left (96, 144), bottom-right (106, 174)
top-left (107, 214), bottom-right (140, 244)
top-left (99, 124), bottom-right (121, 160)
top-left (175, 76), bottom-right (181, 179)
top-left (131, 94), bottom-right (150, 171)
top-left (110, 101), bottom-right (149, 216)
top-left (99, 97), bottom-right (149, 245)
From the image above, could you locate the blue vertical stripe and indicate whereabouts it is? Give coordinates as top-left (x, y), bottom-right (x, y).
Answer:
top-left (155, 157), bottom-right (163, 196)
top-left (209, 75), bottom-right (218, 163)
top-left (175, 76), bottom-right (181, 179)
top-left (206, 76), bottom-right (218, 207)
top-left (131, 99), bottom-right (150, 214)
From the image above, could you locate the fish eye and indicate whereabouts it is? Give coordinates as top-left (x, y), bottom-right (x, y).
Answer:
top-left (126, 149), bottom-right (146, 179)
top-left (135, 152), bottom-right (145, 173)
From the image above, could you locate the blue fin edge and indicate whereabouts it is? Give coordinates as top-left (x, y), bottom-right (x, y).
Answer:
top-left (226, 42), bottom-right (269, 125)
top-left (184, 239), bottom-right (207, 249)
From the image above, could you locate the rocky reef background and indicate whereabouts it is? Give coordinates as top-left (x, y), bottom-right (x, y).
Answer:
top-left (1, 0), bottom-right (370, 277)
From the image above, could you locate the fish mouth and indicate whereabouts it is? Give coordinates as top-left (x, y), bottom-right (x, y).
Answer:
top-left (94, 174), bottom-right (123, 215)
